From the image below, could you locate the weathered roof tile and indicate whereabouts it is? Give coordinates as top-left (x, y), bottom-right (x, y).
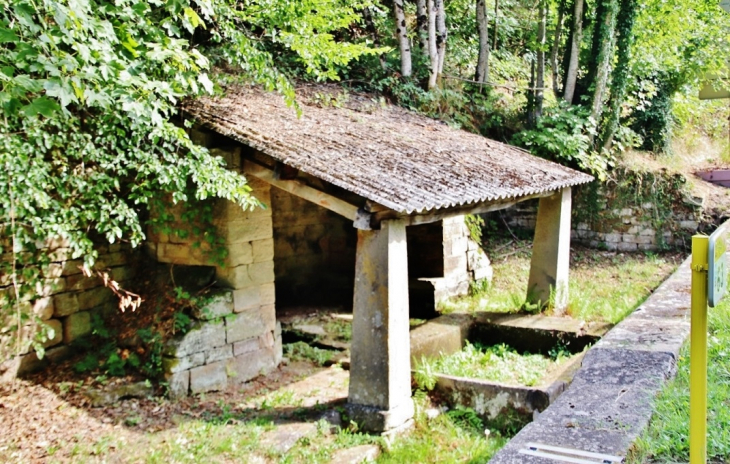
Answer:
top-left (184, 85), bottom-right (593, 214)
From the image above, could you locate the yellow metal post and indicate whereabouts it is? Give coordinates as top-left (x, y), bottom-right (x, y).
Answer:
top-left (690, 234), bottom-right (709, 464)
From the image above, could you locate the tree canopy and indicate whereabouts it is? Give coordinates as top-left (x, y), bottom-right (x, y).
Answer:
top-left (0, 0), bottom-right (380, 355)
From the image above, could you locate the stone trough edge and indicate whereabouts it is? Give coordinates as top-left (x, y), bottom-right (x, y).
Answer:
top-left (488, 255), bottom-right (693, 463)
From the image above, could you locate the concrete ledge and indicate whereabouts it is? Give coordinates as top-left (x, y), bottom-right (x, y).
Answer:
top-left (489, 256), bottom-right (691, 463)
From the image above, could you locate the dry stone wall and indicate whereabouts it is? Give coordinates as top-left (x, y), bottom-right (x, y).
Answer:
top-left (0, 241), bottom-right (136, 379)
top-left (146, 149), bottom-right (282, 396)
top-left (491, 179), bottom-right (705, 252)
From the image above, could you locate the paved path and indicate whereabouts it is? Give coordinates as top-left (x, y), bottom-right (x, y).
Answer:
top-left (489, 257), bottom-right (692, 463)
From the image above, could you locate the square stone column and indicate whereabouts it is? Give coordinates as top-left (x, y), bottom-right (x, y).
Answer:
top-left (347, 219), bottom-right (414, 433)
top-left (527, 188), bottom-right (571, 311)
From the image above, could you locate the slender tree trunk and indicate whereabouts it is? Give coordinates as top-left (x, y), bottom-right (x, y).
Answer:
top-left (493, 0), bottom-right (499, 51)
top-left (536, 0), bottom-right (547, 119)
top-left (563, 0), bottom-right (583, 103)
top-left (393, 0), bottom-right (412, 77)
top-left (475, 0), bottom-right (490, 83)
top-left (435, 0), bottom-right (447, 75)
top-left (416, 0), bottom-right (429, 52)
top-left (527, 58), bottom-right (537, 128)
top-left (428, 0), bottom-right (439, 88)
top-left (551, 0), bottom-right (566, 97)
top-left (589, 0), bottom-right (618, 136)
top-left (362, 8), bottom-right (387, 71)
top-left (601, 0), bottom-right (637, 149)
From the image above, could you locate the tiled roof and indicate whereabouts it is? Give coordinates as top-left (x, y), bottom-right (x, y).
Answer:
top-left (184, 85), bottom-right (593, 214)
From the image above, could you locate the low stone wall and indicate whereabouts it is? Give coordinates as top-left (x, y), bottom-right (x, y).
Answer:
top-left (162, 289), bottom-right (282, 397)
top-left (489, 177), bottom-right (705, 251)
top-left (0, 242), bottom-right (137, 379)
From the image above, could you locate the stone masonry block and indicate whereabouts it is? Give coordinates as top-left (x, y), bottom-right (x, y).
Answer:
top-left (617, 242), bottom-right (638, 252)
top-left (446, 236), bottom-right (468, 257)
top-left (53, 293), bottom-right (79, 317)
top-left (232, 286), bottom-right (261, 312)
top-left (166, 321), bottom-right (227, 358)
top-left (226, 242), bottom-right (254, 267)
top-left (640, 228), bottom-right (656, 237)
top-left (226, 305), bottom-right (276, 345)
top-left (206, 345), bottom-right (234, 364)
top-left (193, 290), bottom-right (234, 320)
top-left (679, 220), bottom-right (699, 231)
top-left (78, 286), bottom-right (114, 311)
top-left (443, 255), bottom-right (467, 275)
top-left (226, 347), bottom-right (277, 384)
top-left (162, 352), bottom-right (205, 374)
top-left (166, 371), bottom-right (190, 398)
top-left (66, 273), bottom-right (102, 292)
top-left (190, 361), bottom-right (228, 394)
top-left (63, 311), bottom-right (91, 344)
top-left (252, 238), bottom-right (275, 263)
top-left (40, 319), bottom-right (63, 348)
top-left (604, 233), bottom-right (621, 243)
top-left (233, 337), bottom-right (259, 356)
top-left (249, 261), bottom-right (275, 285)
top-left (260, 286), bottom-right (276, 306)
top-left (217, 265), bottom-right (255, 290)
top-left (225, 217), bottom-right (273, 244)
top-left (33, 297), bottom-right (54, 320)
top-left (635, 235), bottom-right (655, 245)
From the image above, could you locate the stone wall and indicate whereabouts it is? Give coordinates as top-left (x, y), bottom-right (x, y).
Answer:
top-left (147, 168), bottom-right (282, 397)
top-left (271, 186), bottom-right (356, 307)
top-left (410, 216), bottom-right (493, 316)
top-left (0, 241), bottom-right (136, 379)
top-left (488, 181), bottom-right (705, 252)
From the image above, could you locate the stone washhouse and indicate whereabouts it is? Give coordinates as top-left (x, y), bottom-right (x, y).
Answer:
top-left (146, 85), bottom-right (593, 434)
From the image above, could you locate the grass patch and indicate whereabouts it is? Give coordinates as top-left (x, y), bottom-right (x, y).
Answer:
top-left (284, 342), bottom-right (338, 366)
top-left (376, 392), bottom-right (508, 463)
top-left (629, 299), bottom-right (730, 463)
top-left (441, 239), bottom-right (683, 324)
top-left (414, 341), bottom-right (574, 388)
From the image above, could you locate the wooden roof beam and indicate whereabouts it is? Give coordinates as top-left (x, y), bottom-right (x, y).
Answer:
top-left (371, 191), bottom-right (555, 228)
top-left (243, 160), bottom-right (369, 226)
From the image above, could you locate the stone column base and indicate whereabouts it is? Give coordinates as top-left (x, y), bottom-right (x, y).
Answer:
top-left (345, 399), bottom-right (415, 433)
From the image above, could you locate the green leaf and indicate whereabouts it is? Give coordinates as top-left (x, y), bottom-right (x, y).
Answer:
top-left (0, 27), bottom-right (18, 43)
top-left (21, 96), bottom-right (61, 117)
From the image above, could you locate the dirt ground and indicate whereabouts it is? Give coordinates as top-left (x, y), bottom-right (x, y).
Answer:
top-left (0, 358), bottom-right (346, 463)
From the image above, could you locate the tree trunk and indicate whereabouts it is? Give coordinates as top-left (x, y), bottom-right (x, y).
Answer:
top-left (435, 0), bottom-right (447, 76)
top-left (393, 0), bottom-right (412, 77)
top-left (362, 8), bottom-right (387, 71)
top-left (416, 0), bottom-right (429, 52)
top-left (475, 0), bottom-right (490, 83)
top-left (601, 0), bottom-right (637, 149)
top-left (551, 0), bottom-right (566, 97)
top-left (428, 0), bottom-right (439, 88)
top-left (536, 0), bottom-right (547, 119)
top-left (589, 0), bottom-right (618, 136)
top-left (563, 0), bottom-right (583, 103)
top-left (527, 58), bottom-right (537, 128)
top-left (493, 0), bottom-right (499, 51)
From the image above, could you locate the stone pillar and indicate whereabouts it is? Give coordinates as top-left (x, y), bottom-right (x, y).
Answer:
top-left (527, 188), bottom-right (571, 311)
top-left (347, 219), bottom-right (414, 433)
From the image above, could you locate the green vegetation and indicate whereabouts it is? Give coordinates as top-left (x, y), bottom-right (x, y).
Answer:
top-left (284, 342), bottom-right (338, 367)
top-left (414, 341), bottom-right (574, 388)
top-left (0, 0), bottom-right (380, 362)
top-left (377, 393), bottom-right (508, 463)
top-left (441, 239), bottom-right (682, 324)
top-left (629, 298), bottom-right (730, 463)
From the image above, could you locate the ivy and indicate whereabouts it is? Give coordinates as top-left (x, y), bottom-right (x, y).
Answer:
top-left (0, 0), bottom-right (378, 362)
